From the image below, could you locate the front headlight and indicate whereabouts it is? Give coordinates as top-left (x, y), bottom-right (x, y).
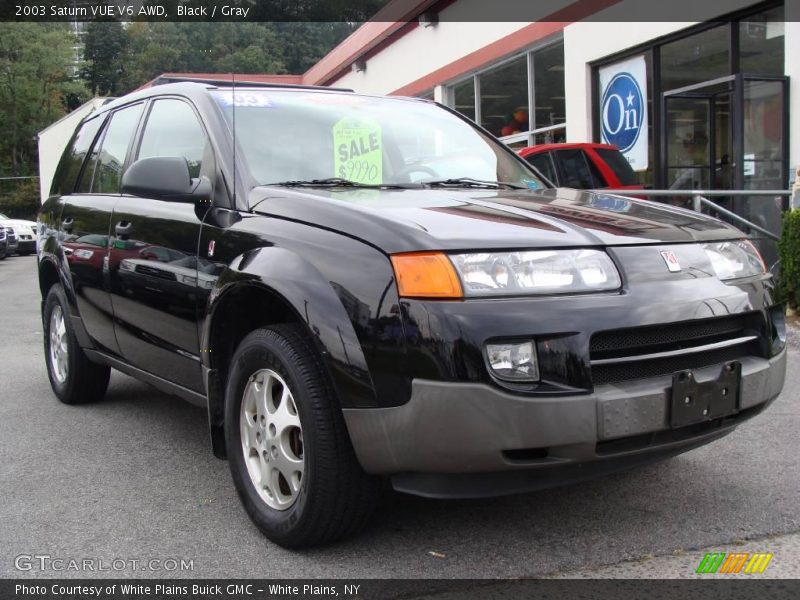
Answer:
top-left (450, 249), bottom-right (622, 296)
top-left (702, 240), bottom-right (766, 280)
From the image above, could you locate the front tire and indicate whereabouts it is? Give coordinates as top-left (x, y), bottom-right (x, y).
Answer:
top-left (43, 284), bottom-right (110, 404)
top-left (225, 324), bottom-right (380, 548)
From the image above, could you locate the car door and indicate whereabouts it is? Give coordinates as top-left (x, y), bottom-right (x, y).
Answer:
top-left (107, 97), bottom-right (212, 392)
top-left (58, 104), bottom-right (145, 356)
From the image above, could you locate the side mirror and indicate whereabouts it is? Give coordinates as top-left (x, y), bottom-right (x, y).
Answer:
top-left (121, 157), bottom-right (212, 204)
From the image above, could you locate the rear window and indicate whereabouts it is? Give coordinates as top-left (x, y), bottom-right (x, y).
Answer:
top-left (555, 149), bottom-right (604, 189)
top-left (50, 116), bottom-right (105, 197)
top-left (525, 153), bottom-right (557, 185)
top-left (594, 148), bottom-right (639, 186)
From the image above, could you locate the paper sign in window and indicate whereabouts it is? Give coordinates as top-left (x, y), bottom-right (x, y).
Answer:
top-left (333, 117), bottom-right (382, 184)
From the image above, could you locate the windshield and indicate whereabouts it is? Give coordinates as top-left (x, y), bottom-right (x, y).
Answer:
top-left (212, 90), bottom-right (545, 189)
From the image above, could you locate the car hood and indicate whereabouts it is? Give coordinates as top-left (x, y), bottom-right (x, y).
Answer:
top-left (1, 219), bottom-right (35, 231)
top-left (249, 186), bottom-right (744, 254)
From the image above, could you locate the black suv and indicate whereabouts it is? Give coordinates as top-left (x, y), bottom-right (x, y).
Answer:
top-left (38, 82), bottom-right (786, 548)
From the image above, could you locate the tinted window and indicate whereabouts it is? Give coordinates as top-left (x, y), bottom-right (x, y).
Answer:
top-left (595, 148), bottom-right (638, 186)
top-left (75, 234), bottom-right (108, 247)
top-left (526, 152), bottom-right (557, 185)
top-left (79, 103), bottom-right (144, 194)
top-left (555, 149), bottom-right (604, 189)
top-left (50, 116), bottom-right (105, 196)
top-left (138, 99), bottom-right (208, 178)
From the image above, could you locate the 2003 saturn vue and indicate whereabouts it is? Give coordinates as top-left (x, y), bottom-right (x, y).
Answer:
top-left (38, 82), bottom-right (786, 548)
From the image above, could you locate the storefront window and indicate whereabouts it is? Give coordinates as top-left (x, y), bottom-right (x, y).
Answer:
top-left (533, 42), bottom-right (565, 130)
top-left (532, 127), bottom-right (566, 145)
top-left (445, 39), bottom-right (565, 146)
top-left (479, 55), bottom-right (529, 138)
top-left (596, 2), bottom-right (788, 193)
top-left (452, 79), bottom-right (475, 121)
top-left (740, 6), bottom-right (785, 75)
top-left (660, 25), bottom-right (729, 92)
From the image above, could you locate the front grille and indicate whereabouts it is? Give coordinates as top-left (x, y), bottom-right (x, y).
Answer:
top-left (590, 312), bottom-right (766, 385)
top-left (135, 264), bottom-right (176, 280)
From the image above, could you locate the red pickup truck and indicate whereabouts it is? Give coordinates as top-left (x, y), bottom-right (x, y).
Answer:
top-left (518, 143), bottom-right (644, 191)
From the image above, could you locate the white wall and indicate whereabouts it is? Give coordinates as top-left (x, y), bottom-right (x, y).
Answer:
top-left (784, 8), bottom-right (800, 176)
top-left (334, 21), bottom-right (527, 95)
top-left (563, 21), bottom-right (695, 143)
top-left (333, 0), bottom-right (574, 95)
top-left (37, 98), bottom-right (107, 203)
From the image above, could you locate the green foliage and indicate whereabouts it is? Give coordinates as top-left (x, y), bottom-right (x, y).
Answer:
top-left (115, 22), bottom-right (358, 93)
top-left (0, 178), bottom-right (40, 220)
top-left (0, 23), bottom-right (89, 177)
top-left (82, 20), bottom-right (128, 95)
top-left (778, 209), bottom-right (800, 308)
top-left (0, 20), bottom-right (358, 183)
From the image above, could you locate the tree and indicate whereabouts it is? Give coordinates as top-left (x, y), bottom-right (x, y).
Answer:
top-left (82, 20), bottom-right (128, 96)
top-left (0, 23), bottom-right (88, 177)
top-left (115, 22), bottom-right (359, 93)
top-left (118, 22), bottom-right (192, 91)
top-left (275, 23), bottom-right (359, 73)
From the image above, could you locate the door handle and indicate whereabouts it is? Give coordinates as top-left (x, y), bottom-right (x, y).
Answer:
top-left (61, 217), bottom-right (73, 233)
top-left (115, 221), bottom-right (132, 238)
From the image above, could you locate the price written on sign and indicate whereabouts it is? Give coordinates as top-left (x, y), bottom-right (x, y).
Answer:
top-left (333, 117), bottom-right (382, 185)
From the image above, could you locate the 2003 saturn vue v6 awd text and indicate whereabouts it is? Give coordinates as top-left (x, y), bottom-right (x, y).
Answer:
top-left (37, 82), bottom-right (786, 547)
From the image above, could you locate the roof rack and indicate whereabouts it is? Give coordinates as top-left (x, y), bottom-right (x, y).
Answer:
top-left (151, 76), bottom-right (354, 93)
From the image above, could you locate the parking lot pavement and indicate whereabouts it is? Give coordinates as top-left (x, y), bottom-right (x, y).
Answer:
top-left (0, 253), bottom-right (798, 579)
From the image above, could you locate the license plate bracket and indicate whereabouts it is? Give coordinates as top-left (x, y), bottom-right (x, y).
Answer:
top-left (670, 361), bottom-right (741, 428)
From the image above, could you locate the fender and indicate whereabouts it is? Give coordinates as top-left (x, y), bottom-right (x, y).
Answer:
top-left (37, 219), bottom-right (93, 349)
top-left (202, 246), bottom-right (378, 409)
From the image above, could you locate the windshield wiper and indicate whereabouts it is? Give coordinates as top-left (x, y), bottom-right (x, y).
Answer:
top-left (421, 177), bottom-right (527, 190)
top-left (269, 178), bottom-right (412, 190)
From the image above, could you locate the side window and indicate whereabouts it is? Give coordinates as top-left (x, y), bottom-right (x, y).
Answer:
top-left (50, 116), bottom-right (105, 196)
top-left (526, 152), bottom-right (558, 185)
top-left (137, 99), bottom-right (209, 178)
top-left (555, 149), bottom-right (605, 189)
top-left (78, 103), bottom-right (144, 194)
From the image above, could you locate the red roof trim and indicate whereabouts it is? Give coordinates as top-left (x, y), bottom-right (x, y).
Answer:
top-left (390, 0), bottom-right (623, 96)
top-left (303, 0), bottom-right (446, 86)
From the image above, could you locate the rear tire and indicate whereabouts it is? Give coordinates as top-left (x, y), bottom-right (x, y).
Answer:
top-left (43, 284), bottom-right (110, 404)
top-left (225, 324), bottom-right (380, 548)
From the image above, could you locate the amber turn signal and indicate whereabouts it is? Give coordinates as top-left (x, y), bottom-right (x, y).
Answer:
top-left (390, 252), bottom-right (463, 299)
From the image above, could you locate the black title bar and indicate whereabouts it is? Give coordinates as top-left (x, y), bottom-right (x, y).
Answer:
top-left (1, 0), bottom-right (796, 23)
top-left (4, 579), bottom-right (800, 600)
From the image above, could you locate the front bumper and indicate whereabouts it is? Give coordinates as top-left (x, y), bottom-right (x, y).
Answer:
top-left (15, 239), bottom-right (36, 253)
top-left (343, 350), bottom-right (785, 497)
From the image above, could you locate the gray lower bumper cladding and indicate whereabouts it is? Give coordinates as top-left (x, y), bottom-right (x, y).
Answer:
top-left (343, 351), bottom-right (786, 494)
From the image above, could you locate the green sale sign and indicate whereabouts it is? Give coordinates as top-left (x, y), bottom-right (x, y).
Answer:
top-left (333, 117), bottom-right (383, 184)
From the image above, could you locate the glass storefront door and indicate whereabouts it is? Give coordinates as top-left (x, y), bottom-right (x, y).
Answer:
top-left (662, 74), bottom-right (788, 268)
top-left (664, 79), bottom-right (734, 193)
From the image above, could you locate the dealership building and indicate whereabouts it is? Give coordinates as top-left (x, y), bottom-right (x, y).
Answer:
top-left (303, 0), bottom-right (798, 200)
